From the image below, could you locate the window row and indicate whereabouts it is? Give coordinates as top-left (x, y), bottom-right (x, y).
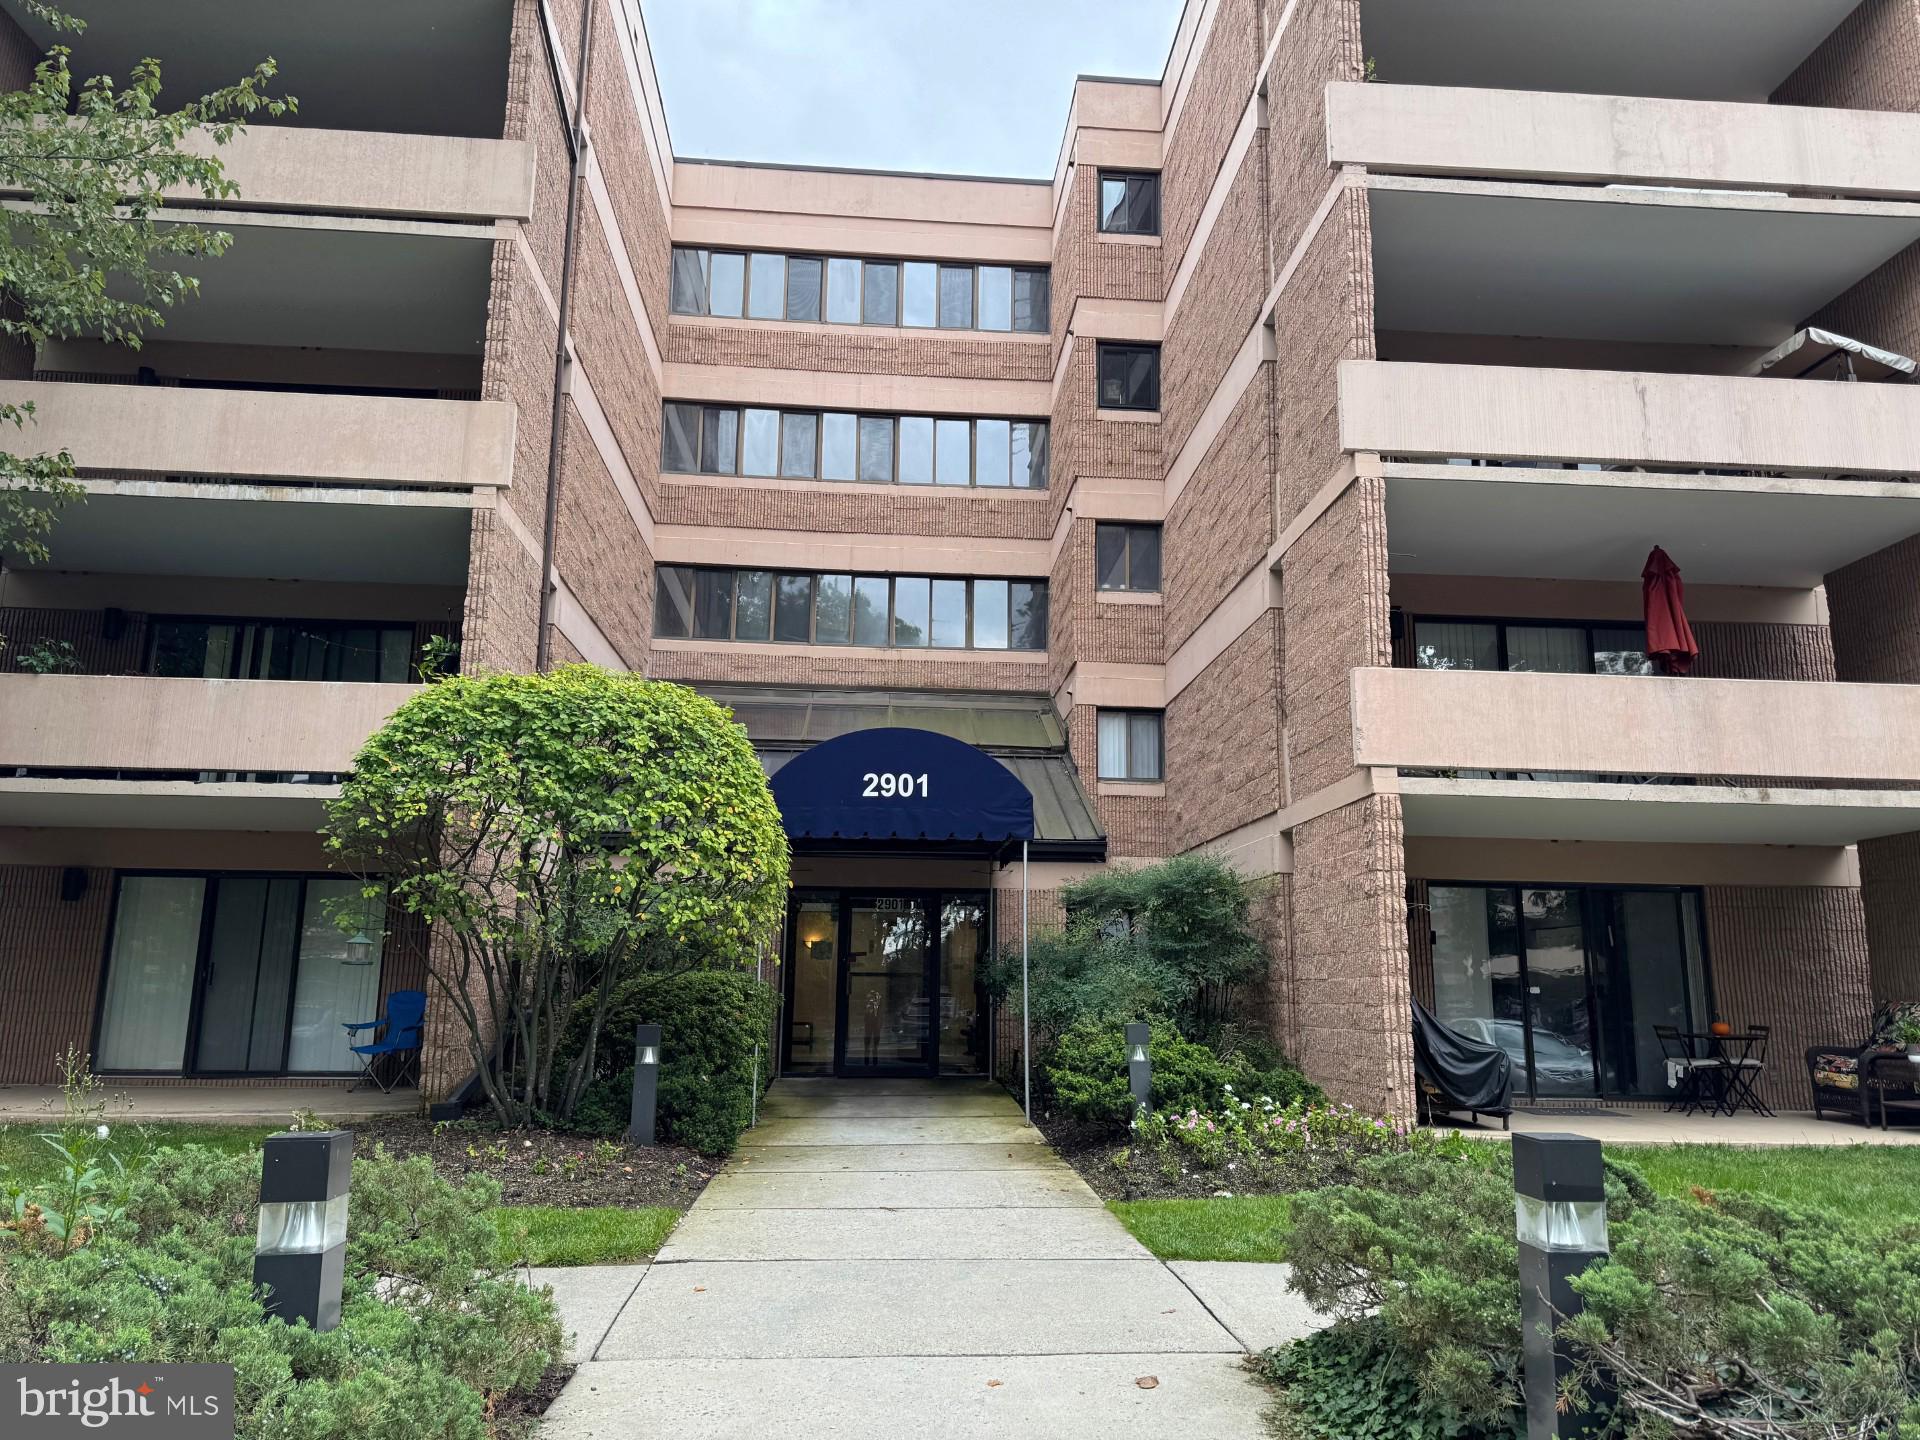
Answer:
top-left (654, 567), bottom-right (1048, 651)
top-left (670, 247), bottom-right (1050, 333)
top-left (1406, 617), bottom-right (1654, 677)
top-left (149, 617), bottom-right (420, 684)
top-left (1097, 709), bottom-right (1163, 782)
top-left (662, 404), bottom-right (1049, 489)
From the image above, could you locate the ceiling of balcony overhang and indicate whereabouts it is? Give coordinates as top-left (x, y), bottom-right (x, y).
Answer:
top-left (2, 0), bottom-right (513, 139)
top-left (1369, 186), bottom-right (1920, 348)
top-left (32, 489), bottom-right (473, 585)
top-left (1362, 0), bottom-right (1863, 103)
top-left (1383, 470), bottom-right (1920, 588)
top-left (107, 221), bottom-right (495, 356)
top-left (1396, 777), bottom-right (1920, 847)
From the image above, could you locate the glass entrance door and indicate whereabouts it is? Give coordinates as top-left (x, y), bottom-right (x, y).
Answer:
top-left (841, 896), bottom-right (931, 1073)
top-left (1427, 883), bottom-right (1706, 1101)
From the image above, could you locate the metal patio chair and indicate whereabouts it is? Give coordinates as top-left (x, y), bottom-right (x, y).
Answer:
top-left (1654, 1024), bottom-right (1720, 1116)
top-left (344, 988), bottom-right (426, 1094)
top-left (1721, 1025), bottom-right (1773, 1117)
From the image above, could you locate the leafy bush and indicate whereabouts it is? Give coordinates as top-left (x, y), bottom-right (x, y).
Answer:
top-left (558, 967), bottom-right (780, 1154)
top-left (1280, 1144), bottom-right (1920, 1438)
top-left (1042, 1021), bottom-right (1233, 1125)
top-left (2, 1142), bottom-right (563, 1440)
top-left (1123, 1095), bottom-right (1427, 1194)
top-left (986, 854), bottom-right (1265, 1037)
top-left (1260, 1317), bottom-right (1521, 1440)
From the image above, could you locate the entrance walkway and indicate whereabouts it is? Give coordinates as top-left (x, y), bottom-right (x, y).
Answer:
top-left (542, 1078), bottom-right (1300, 1438)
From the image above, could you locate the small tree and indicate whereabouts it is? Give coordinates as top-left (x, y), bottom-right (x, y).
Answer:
top-left (324, 666), bottom-right (790, 1126)
top-left (0, 4), bottom-right (291, 579)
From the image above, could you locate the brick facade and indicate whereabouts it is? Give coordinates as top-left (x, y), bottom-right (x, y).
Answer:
top-left (1160, 0), bottom-right (1263, 276)
top-left (1164, 366), bottom-right (1274, 649)
top-left (1050, 166), bottom-right (1162, 364)
top-left (1165, 609), bottom-right (1283, 851)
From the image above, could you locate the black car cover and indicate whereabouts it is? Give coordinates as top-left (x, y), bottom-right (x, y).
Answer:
top-left (1411, 1000), bottom-right (1513, 1115)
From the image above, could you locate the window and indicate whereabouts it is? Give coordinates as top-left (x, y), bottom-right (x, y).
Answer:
top-left (670, 248), bottom-right (708, 315)
top-left (708, 252), bottom-right (745, 317)
top-left (937, 265), bottom-right (973, 328)
top-left (653, 567), bottom-right (1048, 652)
top-left (148, 618), bottom-right (418, 684)
top-left (662, 403), bottom-right (1047, 489)
top-left (1097, 342), bottom-right (1160, 411)
top-left (1099, 171), bottom-right (1161, 236)
top-left (825, 257), bottom-right (861, 324)
top-left (1097, 710), bottom-right (1163, 781)
top-left (785, 256), bottom-right (822, 322)
top-left (746, 252), bottom-right (784, 319)
top-left (862, 261), bottom-right (899, 325)
top-left (1012, 268), bottom-right (1049, 332)
top-left (669, 246), bottom-right (1050, 333)
top-left (1095, 523), bottom-right (1162, 592)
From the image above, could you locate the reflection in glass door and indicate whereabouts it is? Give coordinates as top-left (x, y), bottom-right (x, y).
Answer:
top-left (786, 895), bottom-right (839, 1073)
top-left (1427, 883), bottom-right (1707, 1101)
top-left (842, 897), bottom-right (931, 1072)
top-left (939, 898), bottom-right (987, 1074)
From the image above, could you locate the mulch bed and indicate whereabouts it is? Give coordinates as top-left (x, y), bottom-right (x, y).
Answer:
top-left (1029, 1106), bottom-right (1305, 1202)
top-left (494, 1363), bottom-right (574, 1435)
top-left (353, 1116), bottom-right (721, 1208)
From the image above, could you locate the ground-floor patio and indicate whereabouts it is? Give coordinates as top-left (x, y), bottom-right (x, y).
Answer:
top-left (1443, 1105), bottom-right (1920, 1146)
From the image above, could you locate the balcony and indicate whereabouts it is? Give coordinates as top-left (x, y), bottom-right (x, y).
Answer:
top-left (1350, 667), bottom-right (1920, 845)
top-left (1328, 83), bottom-right (1920, 200)
top-left (1342, 360), bottom-right (1920, 586)
top-left (0, 381), bottom-right (513, 490)
top-left (0, 674), bottom-right (418, 774)
top-left (174, 126), bottom-right (535, 222)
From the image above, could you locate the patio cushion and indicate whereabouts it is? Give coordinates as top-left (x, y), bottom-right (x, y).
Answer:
top-left (1812, 1055), bottom-right (1860, 1092)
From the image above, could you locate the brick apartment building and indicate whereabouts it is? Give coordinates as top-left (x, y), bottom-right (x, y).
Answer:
top-left (4, 0), bottom-right (1920, 1117)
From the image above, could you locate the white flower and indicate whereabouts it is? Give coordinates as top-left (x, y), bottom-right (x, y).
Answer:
top-left (95, 1124), bottom-right (109, 1141)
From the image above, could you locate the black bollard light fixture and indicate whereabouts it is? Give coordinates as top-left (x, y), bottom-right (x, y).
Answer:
top-left (626, 1022), bottom-right (662, 1146)
top-left (1513, 1132), bottom-right (1611, 1439)
top-left (1126, 1022), bottom-right (1152, 1120)
top-left (254, 1129), bottom-right (352, 1332)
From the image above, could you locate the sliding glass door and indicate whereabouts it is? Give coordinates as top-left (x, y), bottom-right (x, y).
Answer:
top-left (95, 873), bottom-right (387, 1076)
top-left (1427, 883), bottom-right (1707, 1101)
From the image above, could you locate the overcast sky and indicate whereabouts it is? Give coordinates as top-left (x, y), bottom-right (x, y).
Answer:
top-left (638, 0), bottom-right (1182, 178)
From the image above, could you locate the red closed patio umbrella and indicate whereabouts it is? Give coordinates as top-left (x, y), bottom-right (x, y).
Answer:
top-left (1643, 545), bottom-right (1699, 676)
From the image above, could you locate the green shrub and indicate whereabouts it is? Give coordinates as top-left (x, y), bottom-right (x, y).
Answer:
top-left (1282, 1145), bottom-right (1920, 1438)
top-left (558, 968), bottom-right (779, 1154)
top-left (1261, 1318), bottom-right (1521, 1440)
top-left (1043, 1021), bottom-right (1233, 1126)
top-left (1, 1142), bottom-right (563, 1440)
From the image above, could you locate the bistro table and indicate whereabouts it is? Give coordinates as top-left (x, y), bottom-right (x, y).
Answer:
top-left (1678, 1031), bottom-right (1772, 1117)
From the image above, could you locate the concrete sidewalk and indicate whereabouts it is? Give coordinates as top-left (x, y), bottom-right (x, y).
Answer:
top-left (539, 1077), bottom-right (1319, 1438)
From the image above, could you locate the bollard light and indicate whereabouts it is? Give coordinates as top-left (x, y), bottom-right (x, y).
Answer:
top-left (254, 1129), bottom-right (352, 1332)
top-left (627, 1022), bottom-right (662, 1146)
top-left (1126, 1022), bottom-right (1151, 1120)
top-left (1513, 1132), bottom-right (1611, 1439)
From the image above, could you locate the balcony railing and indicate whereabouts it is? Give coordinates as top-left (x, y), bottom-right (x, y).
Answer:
top-left (1340, 361), bottom-right (1920, 478)
top-left (0, 381), bottom-right (513, 489)
top-left (1351, 667), bottom-right (1920, 784)
top-left (0, 675), bottom-right (419, 775)
top-left (1326, 82), bottom-right (1920, 200)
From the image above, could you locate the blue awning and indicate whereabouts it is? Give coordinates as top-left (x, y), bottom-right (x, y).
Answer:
top-left (769, 726), bottom-right (1035, 844)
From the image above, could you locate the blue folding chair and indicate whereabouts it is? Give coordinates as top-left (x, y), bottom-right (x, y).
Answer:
top-left (343, 989), bottom-right (426, 1093)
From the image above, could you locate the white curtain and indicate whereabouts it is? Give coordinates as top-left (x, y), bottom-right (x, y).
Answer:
top-left (287, 880), bottom-right (386, 1073)
top-left (96, 877), bottom-right (205, 1071)
top-left (1413, 621), bottom-right (1498, 671)
top-left (1504, 625), bottom-right (1588, 674)
top-left (1429, 885), bottom-right (1495, 1026)
top-left (1097, 711), bottom-right (1128, 779)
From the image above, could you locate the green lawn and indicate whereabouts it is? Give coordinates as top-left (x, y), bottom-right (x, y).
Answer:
top-left (1109, 1144), bottom-right (1920, 1261)
top-left (1622, 1142), bottom-right (1920, 1225)
top-left (1109, 1195), bottom-right (1293, 1262)
top-left (0, 1122), bottom-right (278, 1188)
top-left (492, 1205), bottom-right (680, 1266)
